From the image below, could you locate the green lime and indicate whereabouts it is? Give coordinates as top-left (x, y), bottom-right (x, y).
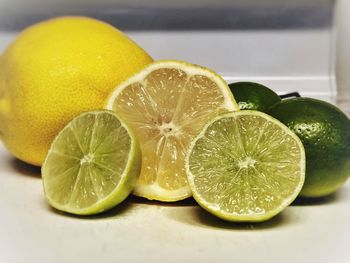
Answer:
top-left (228, 82), bottom-right (281, 112)
top-left (269, 98), bottom-right (350, 198)
top-left (185, 111), bottom-right (305, 222)
top-left (42, 110), bottom-right (141, 215)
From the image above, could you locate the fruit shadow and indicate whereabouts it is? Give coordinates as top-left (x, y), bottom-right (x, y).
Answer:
top-left (43, 195), bottom-right (196, 220)
top-left (47, 195), bottom-right (138, 220)
top-left (10, 158), bottom-right (41, 178)
top-left (47, 196), bottom-right (197, 220)
top-left (291, 192), bottom-right (343, 206)
top-left (164, 200), bottom-right (293, 230)
top-left (128, 195), bottom-right (197, 207)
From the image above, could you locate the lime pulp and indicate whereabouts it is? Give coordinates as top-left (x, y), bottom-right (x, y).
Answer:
top-left (186, 111), bottom-right (305, 222)
top-left (42, 110), bottom-right (141, 215)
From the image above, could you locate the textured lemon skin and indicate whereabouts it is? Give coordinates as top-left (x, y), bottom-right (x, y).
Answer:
top-left (0, 16), bottom-right (153, 166)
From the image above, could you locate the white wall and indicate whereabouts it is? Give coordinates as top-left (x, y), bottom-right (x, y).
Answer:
top-left (336, 0), bottom-right (350, 97)
top-left (0, 0), bottom-right (347, 99)
top-left (0, 0), bottom-right (332, 9)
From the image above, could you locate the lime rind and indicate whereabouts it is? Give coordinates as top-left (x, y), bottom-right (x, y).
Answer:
top-left (268, 97), bottom-right (350, 198)
top-left (229, 82), bottom-right (281, 112)
top-left (42, 110), bottom-right (141, 215)
top-left (185, 110), bottom-right (305, 222)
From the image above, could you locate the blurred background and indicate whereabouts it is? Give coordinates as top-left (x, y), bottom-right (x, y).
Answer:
top-left (336, 0), bottom-right (350, 104)
top-left (0, 0), bottom-right (349, 109)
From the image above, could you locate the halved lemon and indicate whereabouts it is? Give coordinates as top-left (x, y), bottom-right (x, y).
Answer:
top-left (106, 60), bottom-right (238, 201)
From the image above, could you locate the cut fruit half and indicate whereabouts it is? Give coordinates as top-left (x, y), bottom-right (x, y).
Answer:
top-left (186, 111), bottom-right (305, 222)
top-left (42, 110), bottom-right (141, 215)
top-left (106, 60), bottom-right (238, 201)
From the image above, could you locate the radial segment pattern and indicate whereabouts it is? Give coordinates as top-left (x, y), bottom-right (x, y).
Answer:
top-left (108, 62), bottom-right (237, 201)
top-left (187, 111), bottom-right (305, 221)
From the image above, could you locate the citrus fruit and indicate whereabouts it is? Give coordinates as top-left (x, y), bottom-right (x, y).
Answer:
top-left (0, 16), bottom-right (153, 166)
top-left (269, 98), bottom-right (350, 198)
top-left (228, 82), bottom-right (281, 112)
top-left (106, 60), bottom-right (239, 201)
top-left (186, 111), bottom-right (305, 222)
top-left (42, 110), bottom-right (141, 215)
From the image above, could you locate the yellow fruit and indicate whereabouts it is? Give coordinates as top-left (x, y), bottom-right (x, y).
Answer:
top-left (107, 60), bottom-right (239, 201)
top-left (0, 16), bottom-right (153, 166)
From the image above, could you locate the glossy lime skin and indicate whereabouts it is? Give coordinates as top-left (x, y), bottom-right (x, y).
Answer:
top-left (269, 98), bottom-right (350, 197)
top-left (228, 82), bottom-right (281, 113)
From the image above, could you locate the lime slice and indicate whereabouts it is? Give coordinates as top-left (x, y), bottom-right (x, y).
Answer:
top-left (106, 60), bottom-right (238, 201)
top-left (186, 111), bottom-right (305, 222)
top-left (42, 110), bottom-right (141, 215)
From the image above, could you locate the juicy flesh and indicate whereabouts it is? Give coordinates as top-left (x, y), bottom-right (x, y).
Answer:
top-left (44, 112), bottom-right (131, 209)
top-left (189, 114), bottom-right (303, 215)
top-left (113, 68), bottom-right (228, 192)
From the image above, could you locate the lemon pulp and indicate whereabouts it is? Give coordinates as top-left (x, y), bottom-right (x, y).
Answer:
top-left (107, 60), bottom-right (238, 201)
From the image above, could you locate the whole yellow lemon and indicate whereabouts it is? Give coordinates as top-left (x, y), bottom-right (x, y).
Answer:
top-left (0, 16), bottom-right (153, 166)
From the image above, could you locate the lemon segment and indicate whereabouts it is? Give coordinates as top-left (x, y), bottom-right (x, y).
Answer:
top-left (107, 60), bottom-right (238, 201)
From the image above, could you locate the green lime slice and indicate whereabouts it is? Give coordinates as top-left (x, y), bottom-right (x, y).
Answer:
top-left (185, 111), bottom-right (305, 222)
top-left (42, 110), bottom-right (141, 215)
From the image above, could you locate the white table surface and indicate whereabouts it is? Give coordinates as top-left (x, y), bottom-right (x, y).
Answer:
top-left (0, 142), bottom-right (350, 263)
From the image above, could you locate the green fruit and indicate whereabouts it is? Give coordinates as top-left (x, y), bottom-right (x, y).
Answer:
top-left (42, 110), bottom-right (141, 215)
top-left (185, 111), bottom-right (305, 222)
top-left (269, 98), bottom-right (350, 198)
top-left (228, 82), bottom-right (281, 112)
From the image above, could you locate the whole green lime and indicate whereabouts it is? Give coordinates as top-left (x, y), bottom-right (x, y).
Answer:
top-left (269, 98), bottom-right (350, 198)
top-left (228, 82), bottom-right (281, 112)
